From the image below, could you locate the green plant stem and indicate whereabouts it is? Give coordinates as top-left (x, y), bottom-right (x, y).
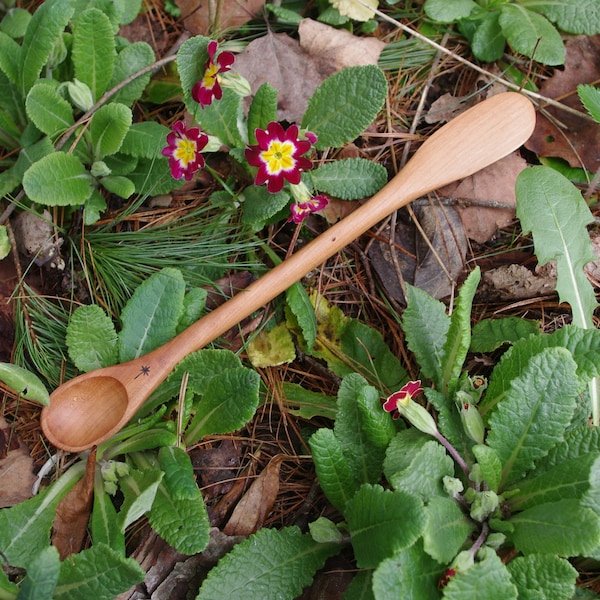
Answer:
top-left (434, 431), bottom-right (470, 479)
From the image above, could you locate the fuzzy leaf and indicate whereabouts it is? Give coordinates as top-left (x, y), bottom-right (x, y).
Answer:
top-left (1, 8), bottom-right (31, 39)
top-left (309, 427), bottom-right (357, 513)
top-left (109, 41), bottom-right (155, 106)
top-left (506, 554), bottom-right (577, 600)
top-left (534, 0), bottom-right (600, 35)
top-left (196, 527), bottom-right (337, 599)
top-left (286, 281), bottom-right (317, 352)
top-left (118, 267), bottom-right (185, 362)
top-left (423, 496), bottom-right (474, 564)
top-left (0, 362), bottom-right (49, 405)
top-left (91, 479), bottom-right (125, 555)
top-left (0, 31), bottom-right (19, 85)
top-left (247, 82), bottom-right (278, 144)
top-left (510, 499), bottom-right (600, 556)
top-left (356, 385), bottom-right (396, 449)
top-left (72, 8), bottom-right (116, 101)
top-left (193, 87), bottom-right (244, 147)
top-left (486, 347), bottom-right (578, 488)
top-left (54, 543), bottom-right (144, 599)
top-left (241, 185), bottom-right (290, 231)
top-left (309, 158), bottom-right (387, 200)
top-left (66, 304), bottom-right (118, 372)
top-left (17, 545), bottom-right (60, 600)
top-left (99, 175), bottom-right (135, 199)
top-left (499, 5), bottom-right (565, 65)
top-left (345, 483), bottom-right (425, 568)
top-left (158, 445), bottom-right (200, 501)
top-left (90, 103), bottom-right (132, 159)
top-left (302, 65), bottom-right (387, 150)
top-left (25, 83), bottom-right (74, 137)
top-left (471, 12), bottom-right (506, 62)
top-left (472, 444), bottom-right (502, 492)
top-left (402, 283), bottom-right (450, 390)
top-left (120, 121), bottom-right (171, 159)
top-left (516, 166), bottom-right (597, 328)
top-left (18, 0), bottom-right (75, 95)
top-left (23, 152), bottom-right (92, 206)
top-left (470, 316), bottom-right (540, 352)
top-left (176, 35), bottom-right (210, 106)
top-left (578, 84), bottom-right (600, 124)
top-left (423, 0), bottom-right (477, 23)
top-left (118, 468), bottom-right (163, 531)
top-left (176, 288), bottom-right (207, 334)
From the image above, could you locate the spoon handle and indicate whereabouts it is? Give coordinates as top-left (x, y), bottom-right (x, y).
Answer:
top-left (160, 92), bottom-right (535, 364)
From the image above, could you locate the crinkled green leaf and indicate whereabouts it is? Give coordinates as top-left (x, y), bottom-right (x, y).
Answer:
top-left (54, 543), bottom-right (144, 600)
top-left (91, 478), bottom-right (125, 555)
top-left (100, 175), bottom-right (134, 199)
top-left (486, 347), bottom-right (578, 488)
top-left (402, 283), bottom-right (450, 390)
top-left (193, 87), bottom-right (244, 147)
top-left (423, 0), bottom-right (477, 23)
top-left (109, 41), bottom-right (155, 106)
top-left (309, 158), bottom-right (387, 200)
top-left (578, 84), bottom-right (600, 124)
top-left (176, 35), bottom-right (210, 106)
top-left (0, 31), bottom-right (20, 85)
top-left (582, 454), bottom-right (600, 517)
top-left (176, 287), bottom-right (207, 333)
top-left (90, 102), bottom-right (132, 159)
top-left (17, 545), bottom-right (60, 600)
top-left (345, 483), bottom-right (425, 568)
top-left (118, 267), bottom-right (185, 362)
top-left (0, 362), bottom-right (49, 405)
top-left (302, 65), bottom-right (387, 150)
top-left (472, 444), bottom-right (502, 492)
top-left (23, 152), bottom-right (92, 206)
top-left (443, 548), bottom-right (517, 600)
top-left (309, 427), bottom-right (357, 513)
top-left (120, 121), bottom-right (171, 159)
top-left (423, 496), bottom-right (473, 564)
top-left (357, 384), bottom-right (396, 448)
top-left (510, 499), bottom-right (600, 556)
top-left (66, 304), bottom-right (118, 371)
top-left (241, 184), bottom-right (290, 231)
top-left (470, 316), bottom-right (540, 353)
top-left (1, 7), bottom-right (31, 38)
top-left (471, 12), bottom-right (506, 62)
top-left (158, 445), bottom-right (199, 501)
top-left (534, 0), bottom-right (600, 35)
top-left (506, 554), bottom-right (577, 600)
top-left (25, 83), bottom-right (74, 137)
top-left (118, 467), bottom-right (163, 531)
top-left (499, 5), bottom-right (565, 65)
top-left (72, 8), bottom-right (116, 101)
top-left (196, 526), bottom-right (337, 600)
top-left (247, 82), bottom-right (278, 144)
top-left (286, 281), bottom-right (317, 352)
top-left (18, 0), bottom-right (75, 95)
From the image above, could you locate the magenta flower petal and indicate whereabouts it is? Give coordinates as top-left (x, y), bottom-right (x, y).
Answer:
top-left (191, 40), bottom-right (235, 109)
top-left (288, 194), bottom-right (329, 223)
top-left (382, 380), bottom-right (423, 418)
top-left (162, 121), bottom-right (208, 180)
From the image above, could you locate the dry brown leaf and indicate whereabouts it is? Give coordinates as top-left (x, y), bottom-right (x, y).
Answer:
top-left (425, 92), bottom-right (478, 124)
top-left (298, 18), bottom-right (385, 77)
top-left (52, 448), bottom-right (96, 559)
top-left (176, 0), bottom-right (265, 36)
top-left (525, 35), bottom-right (600, 171)
top-left (222, 454), bottom-right (284, 536)
top-left (439, 152), bottom-right (528, 243)
top-left (0, 417), bottom-right (35, 508)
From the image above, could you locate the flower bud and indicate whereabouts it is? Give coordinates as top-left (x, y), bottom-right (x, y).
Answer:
top-left (67, 79), bottom-right (94, 112)
top-left (47, 34), bottom-right (68, 69)
top-left (460, 402), bottom-right (485, 445)
top-left (400, 399), bottom-right (439, 437)
top-left (91, 160), bottom-right (111, 178)
top-left (443, 475), bottom-right (464, 498)
top-left (470, 490), bottom-right (499, 522)
top-left (220, 70), bottom-right (252, 98)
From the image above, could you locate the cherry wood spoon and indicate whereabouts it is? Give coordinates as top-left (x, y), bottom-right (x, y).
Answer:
top-left (41, 92), bottom-right (536, 452)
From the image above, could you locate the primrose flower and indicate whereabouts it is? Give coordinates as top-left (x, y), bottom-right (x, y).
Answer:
top-left (288, 194), bottom-right (329, 223)
top-left (245, 122), bottom-right (315, 193)
top-left (382, 380), bottom-right (423, 419)
top-left (192, 40), bottom-right (235, 109)
top-left (383, 380), bottom-right (439, 437)
top-left (161, 121), bottom-right (208, 180)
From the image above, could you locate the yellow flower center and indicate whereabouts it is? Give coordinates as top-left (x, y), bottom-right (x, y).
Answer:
top-left (174, 137), bottom-right (196, 167)
top-left (260, 140), bottom-right (295, 174)
top-left (202, 63), bottom-right (219, 89)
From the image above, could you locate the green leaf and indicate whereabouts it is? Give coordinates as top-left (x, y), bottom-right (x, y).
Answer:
top-left (176, 35), bottom-right (210, 105)
top-left (302, 65), bottom-right (387, 150)
top-left (532, 0), bottom-right (600, 35)
top-left (470, 316), bottom-right (540, 352)
top-left (118, 467), bottom-right (163, 530)
top-left (109, 41), bottom-right (155, 107)
top-left (423, 496), bottom-right (473, 564)
top-left (90, 103), bottom-right (132, 159)
top-left (18, 0), bottom-right (75, 95)
top-left (184, 367), bottom-right (261, 444)
top-left (443, 548), bottom-right (517, 599)
top-left (247, 321), bottom-right (296, 367)
top-left (247, 82), bottom-right (278, 144)
top-left (1, 7), bottom-right (32, 38)
top-left (372, 540), bottom-right (442, 600)
top-left (357, 384), bottom-right (396, 448)
top-left (158, 445), bottom-right (199, 501)
top-left (510, 499), bottom-right (600, 556)
top-left (286, 281), bottom-right (317, 352)
top-left (120, 121), bottom-right (171, 158)
top-left (440, 267), bottom-right (480, 396)
top-left (309, 158), bottom-right (387, 200)
top-left (99, 175), bottom-right (135, 199)
top-left (176, 287), bottom-right (208, 334)
top-left (345, 483), bottom-right (425, 568)
top-left (118, 267), bottom-right (186, 362)
top-left (471, 12), bottom-right (506, 62)
top-left (506, 554), bottom-right (577, 600)
top-left (91, 477), bottom-right (125, 555)
top-left (66, 304), bottom-right (118, 371)
top-left (23, 152), bottom-right (92, 206)
top-left (486, 347), bottom-right (578, 488)
top-left (516, 166), bottom-right (597, 328)
top-left (578, 84), bottom-right (600, 124)
top-left (0, 362), bottom-right (49, 405)
top-left (72, 8), bottom-right (116, 101)
top-left (0, 31), bottom-right (20, 85)
top-left (241, 184), bottom-right (290, 231)
top-left (280, 382), bottom-right (338, 420)
top-left (402, 283), bottom-right (450, 390)
top-left (472, 444), bottom-right (502, 492)
top-left (54, 543), bottom-right (144, 600)
top-left (196, 526), bottom-right (337, 599)
top-left (309, 427), bottom-right (357, 513)
top-left (193, 87), bottom-right (244, 147)
top-left (17, 545), bottom-right (60, 600)
top-left (499, 5), bottom-right (565, 65)
top-left (423, 0), bottom-right (477, 23)
top-left (25, 83), bottom-right (74, 137)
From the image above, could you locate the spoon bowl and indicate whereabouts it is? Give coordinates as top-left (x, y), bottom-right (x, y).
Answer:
top-left (41, 92), bottom-right (537, 452)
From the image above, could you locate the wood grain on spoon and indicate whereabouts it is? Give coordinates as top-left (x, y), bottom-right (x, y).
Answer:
top-left (41, 92), bottom-right (536, 452)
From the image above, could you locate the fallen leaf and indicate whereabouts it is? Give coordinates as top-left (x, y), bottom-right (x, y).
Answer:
top-left (525, 35), bottom-right (600, 171)
top-left (52, 448), bottom-right (96, 559)
top-left (481, 264), bottom-right (556, 300)
top-left (424, 92), bottom-right (478, 124)
top-left (439, 152), bottom-right (528, 243)
top-left (222, 454), bottom-right (284, 536)
top-left (0, 417), bottom-right (35, 508)
top-left (176, 0), bottom-right (265, 36)
top-left (191, 439), bottom-right (243, 497)
top-left (368, 204), bottom-right (467, 303)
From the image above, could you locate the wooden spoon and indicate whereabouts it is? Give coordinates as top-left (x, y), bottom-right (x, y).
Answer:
top-left (41, 92), bottom-right (536, 452)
